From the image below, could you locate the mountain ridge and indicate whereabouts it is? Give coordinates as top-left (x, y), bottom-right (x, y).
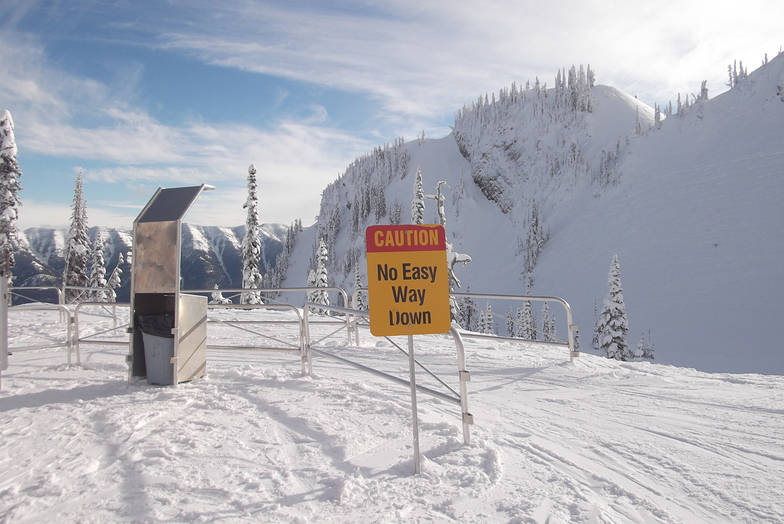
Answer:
top-left (10, 56), bottom-right (784, 374)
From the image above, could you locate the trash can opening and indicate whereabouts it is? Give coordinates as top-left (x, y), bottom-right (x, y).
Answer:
top-left (137, 314), bottom-right (175, 338)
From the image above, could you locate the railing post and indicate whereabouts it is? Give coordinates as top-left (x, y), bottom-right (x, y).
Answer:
top-left (450, 324), bottom-right (472, 444)
top-left (303, 306), bottom-right (313, 376)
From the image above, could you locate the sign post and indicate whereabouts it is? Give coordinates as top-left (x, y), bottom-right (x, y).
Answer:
top-left (365, 225), bottom-right (451, 474)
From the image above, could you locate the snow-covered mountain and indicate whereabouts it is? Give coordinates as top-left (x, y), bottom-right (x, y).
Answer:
top-left (11, 56), bottom-right (783, 375)
top-left (281, 57), bottom-right (784, 375)
top-left (13, 224), bottom-right (287, 302)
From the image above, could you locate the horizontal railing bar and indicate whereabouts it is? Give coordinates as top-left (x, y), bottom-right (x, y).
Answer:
top-left (207, 346), bottom-right (300, 352)
top-left (309, 347), bottom-right (460, 406)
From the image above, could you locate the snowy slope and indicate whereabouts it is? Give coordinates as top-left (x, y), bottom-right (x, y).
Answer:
top-left (536, 54), bottom-right (784, 374)
top-left (2, 309), bottom-right (783, 522)
top-left (289, 58), bottom-right (784, 375)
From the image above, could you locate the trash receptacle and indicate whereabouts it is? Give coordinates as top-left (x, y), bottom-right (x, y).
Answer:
top-left (138, 314), bottom-right (175, 385)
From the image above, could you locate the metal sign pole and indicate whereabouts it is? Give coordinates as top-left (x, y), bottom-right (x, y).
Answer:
top-left (408, 334), bottom-right (421, 474)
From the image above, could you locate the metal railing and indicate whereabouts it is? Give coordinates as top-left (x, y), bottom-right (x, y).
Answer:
top-left (183, 286), bottom-right (349, 310)
top-left (8, 285), bottom-right (63, 305)
top-left (452, 292), bottom-right (579, 361)
top-left (206, 302), bottom-right (307, 375)
top-left (73, 302), bottom-right (131, 357)
top-left (303, 303), bottom-right (473, 444)
top-left (5, 303), bottom-right (76, 364)
top-left (349, 288), bottom-right (579, 362)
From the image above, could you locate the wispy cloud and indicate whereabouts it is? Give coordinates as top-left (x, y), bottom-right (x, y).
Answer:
top-left (1, 30), bottom-right (372, 227)
top-left (3, 0), bottom-right (783, 231)
top-left (154, 0), bottom-right (784, 112)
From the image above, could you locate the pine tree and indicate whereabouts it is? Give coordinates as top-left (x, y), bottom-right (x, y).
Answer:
top-left (314, 238), bottom-right (330, 313)
top-left (633, 336), bottom-right (645, 359)
top-left (306, 268), bottom-right (318, 304)
top-left (506, 306), bottom-right (515, 337)
top-left (209, 284), bottom-right (232, 305)
top-left (592, 299), bottom-right (600, 350)
top-left (599, 254), bottom-right (629, 360)
top-left (354, 265), bottom-right (366, 311)
top-left (0, 110), bottom-right (22, 280)
top-left (87, 230), bottom-right (108, 301)
top-left (241, 164), bottom-right (263, 305)
top-left (411, 167), bottom-right (425, 225)
top-left (63, 172), bottom-right (90, 303)
top-left (521, 279), bottom-right (534, 340)
top-left (460, 292), bottom-right (477, 332)
top-left (541, 302), bottom-right (551, 342)
top-left (549, 311), bottom-right (557, 342)
top-left (106, 253), bottom-right (123, 303)
top-left (514, 307), bottom-right (524, 338)
top-left (483, 301), bottom-right (495, 334)
top-left (635, 330), bottom-right (655, 360)
top-left (642, 329), bottom-right (655, 360)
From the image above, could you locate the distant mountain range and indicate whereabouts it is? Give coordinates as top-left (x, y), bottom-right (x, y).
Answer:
top-left (12, 223), bottom-right (287, 302)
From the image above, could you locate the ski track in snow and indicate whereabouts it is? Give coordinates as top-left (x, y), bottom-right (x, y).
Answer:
top-left (1, 308), bottom-right (783, 523)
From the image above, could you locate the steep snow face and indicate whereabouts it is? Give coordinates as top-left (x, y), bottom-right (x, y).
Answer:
top-left (535, 54), bottom-right (784, 374)
top-left (453, 81), bottom-right (654, 217)
top-left (20, 228), bottom-right (66, 267)
top-left (297, 58), bottom-right (784, 375)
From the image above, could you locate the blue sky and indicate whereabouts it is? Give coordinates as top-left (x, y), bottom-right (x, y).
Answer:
top-left (1, 0), bottom-right (782, 230)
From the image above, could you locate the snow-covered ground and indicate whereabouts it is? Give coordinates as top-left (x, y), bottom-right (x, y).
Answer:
top-left (2, 306), bottom-right (783, 523)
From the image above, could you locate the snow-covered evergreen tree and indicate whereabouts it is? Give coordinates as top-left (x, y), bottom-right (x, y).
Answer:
top-left (87, 230), bottom-right (108, 301)
top-left (459, 292), bottom-right (478, 332)
top-left (518, 280), bottom-right (535, 340)
top-left (306, 268), bottom-right (318, 304)
top-left (592, 299), bottom-right (600, 350)
top-left (389, 201), bottom-right (402, 225)
top-left (506, 306), bottom-right (515, 337)
top-left (241, 164), bottom-right (263, 305)
top-left (549, 311), bottom-right (557, 342)
top-left (353, 265), bottom-right (366, 311)
top-left (599, 254), bottom-right (629, 360)
top-left (313, 238), bottom-right (330, 313)
top-left (635, 330), bottom-right (655, 360)
top-left (643, 331), bottom-right (655, 360)
top-left (482, 301), bottom-right (495, 334)
top-left (541, 302), bottom-right (551, 342)
top-left (63, 172), bottom-right (90, 303)
top-left (209, 284), bottom-right (232, 305)
top-left (106, 253), bottom-right (123, 303)
top-left (523, 200), bottom-right (549, 274)
top-left (0, 110), bottom-right (22, 280)
top-left (411, 168), bottom-right (425, 225)
top-left (633, 336), bottom-right (645, 359)
top-left (521, 299), bottom-right (534, 340)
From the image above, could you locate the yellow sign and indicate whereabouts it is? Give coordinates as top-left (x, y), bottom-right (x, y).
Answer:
top-left (365, 225), bottom-right (451, 336)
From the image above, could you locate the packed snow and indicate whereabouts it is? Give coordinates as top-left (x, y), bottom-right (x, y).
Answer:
top-left (2, 305), bottom-right (783, 523)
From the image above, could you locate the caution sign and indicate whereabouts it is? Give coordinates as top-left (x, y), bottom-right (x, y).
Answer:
top-left (365, 225), bottom-right (451, 336)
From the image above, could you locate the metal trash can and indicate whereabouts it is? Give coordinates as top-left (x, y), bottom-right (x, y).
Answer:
top-left (138, 314), bottom-right (175, 385)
